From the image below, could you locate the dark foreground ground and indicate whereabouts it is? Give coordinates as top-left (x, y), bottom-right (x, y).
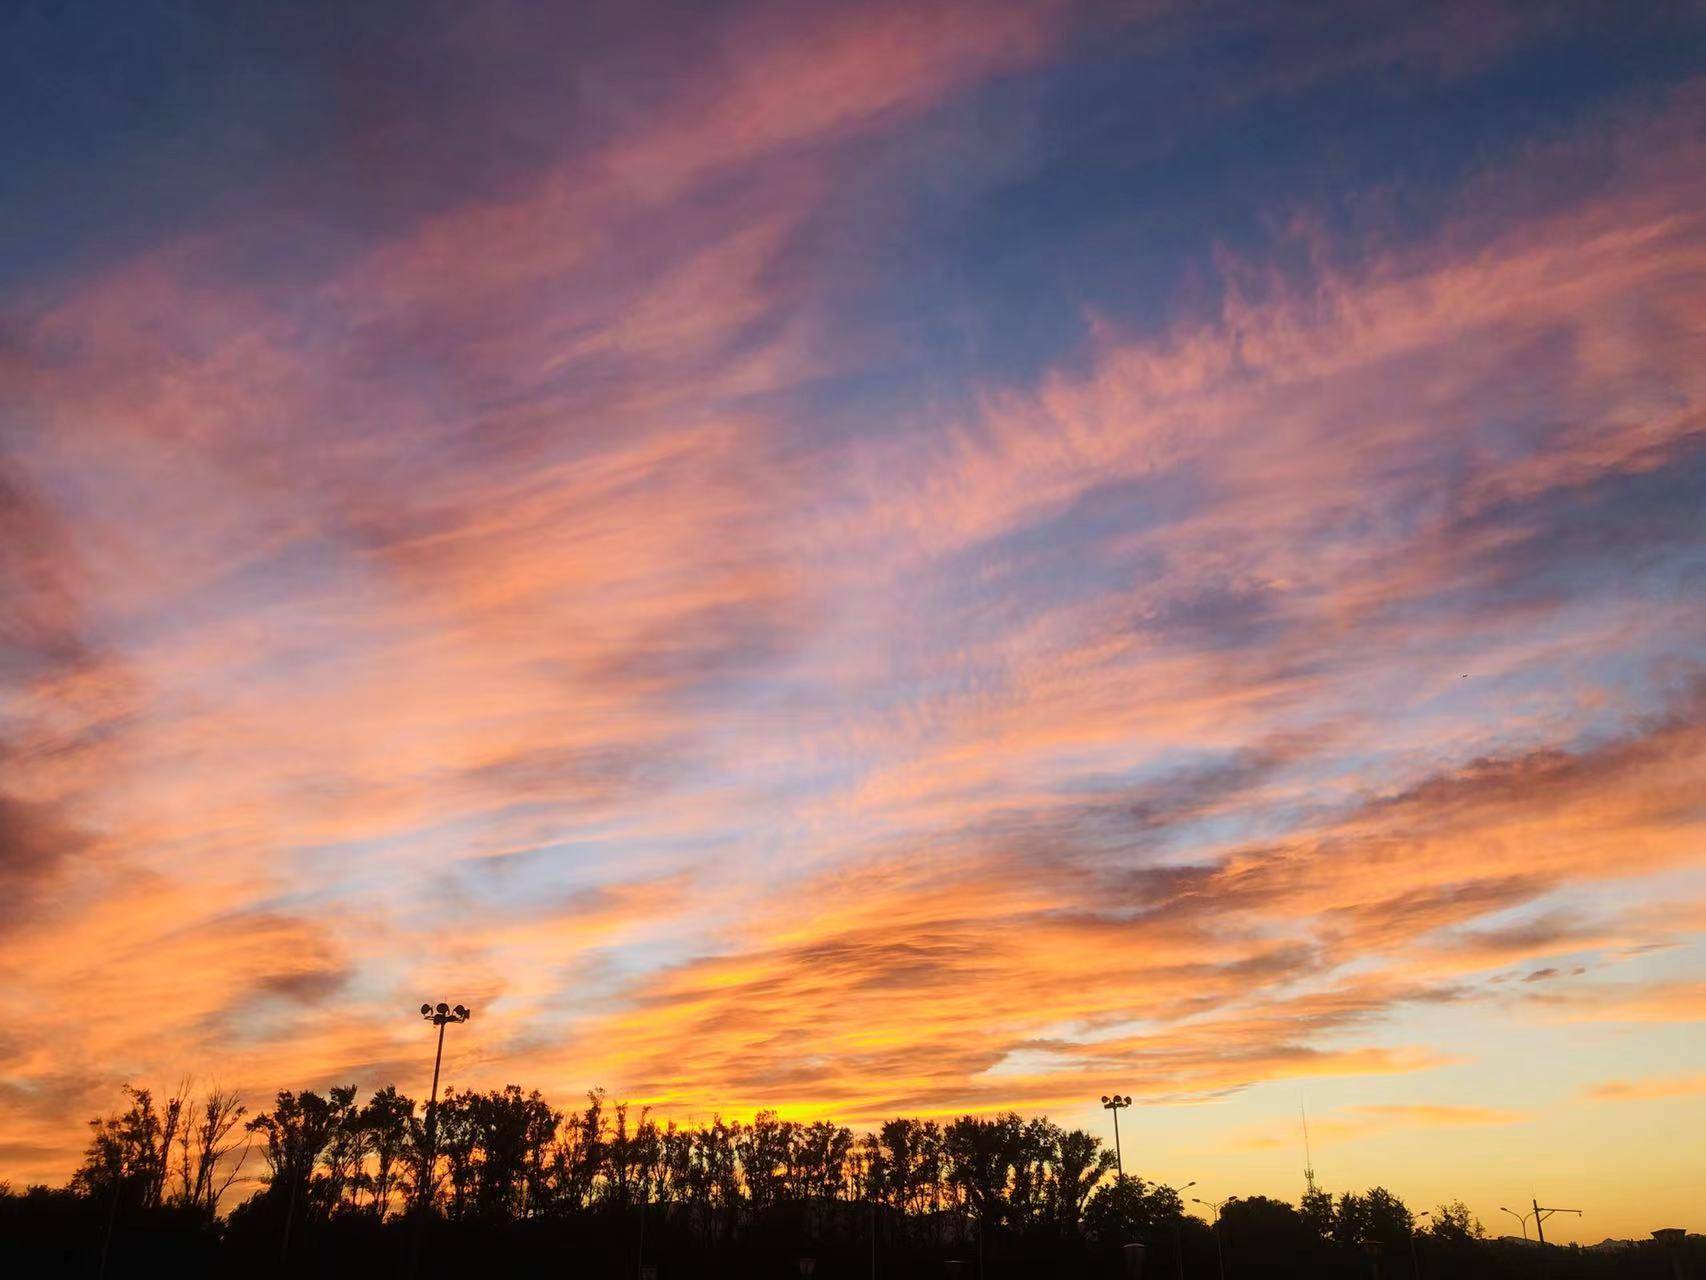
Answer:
top-left (7, 1195), bottom-right (1699, 1280)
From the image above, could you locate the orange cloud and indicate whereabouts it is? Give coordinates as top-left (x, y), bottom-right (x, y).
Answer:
top-left (1582, 1074), bottom-right (1706, 1102)
top-left (1, 4), bottom-right (1702, 1209)
top-left (1533, 981), bottom-right (1706, 1026)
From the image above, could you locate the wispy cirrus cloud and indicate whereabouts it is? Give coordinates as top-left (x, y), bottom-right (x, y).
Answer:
top-left (0, 2), bottom-right (1702, 1235)
top-left (1582, 1074), bottom-right (1706, 1103)
top-left (1528, 980), bottom-right (1706, 1026)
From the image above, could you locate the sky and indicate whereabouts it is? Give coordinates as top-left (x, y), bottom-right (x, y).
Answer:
top-left (1, 0), bottom-right (1703, 1242)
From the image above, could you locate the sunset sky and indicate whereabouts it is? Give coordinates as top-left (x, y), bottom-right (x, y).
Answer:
top-left (2, 0), bottom-right (1703, 1241)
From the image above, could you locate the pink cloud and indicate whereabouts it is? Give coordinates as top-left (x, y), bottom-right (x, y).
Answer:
top-left (1, 10), bottom-right (1702, 1200)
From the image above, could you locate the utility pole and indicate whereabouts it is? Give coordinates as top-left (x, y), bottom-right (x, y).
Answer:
top-left (1531, 1198), bottom-right (1580, 1247)
top-left (1192, 1197), bottom-right (1228, 1280)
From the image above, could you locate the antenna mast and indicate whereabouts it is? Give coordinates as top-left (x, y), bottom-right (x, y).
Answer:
top-left (1301, 1104), bottom-right (1317, 1196)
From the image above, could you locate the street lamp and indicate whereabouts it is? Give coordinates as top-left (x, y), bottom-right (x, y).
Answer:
top-left (1166, 1182), bottom-right (1196, 1280)
top-left (417, 1001), bottom-right (470, 1215)
top-left (1101, 1094), bottom-right (1134, 1179)
top-left (1410, 1210), bottom-right (1431, 1280)
top-left (1191, 1197), bottom-right (1228, 1280)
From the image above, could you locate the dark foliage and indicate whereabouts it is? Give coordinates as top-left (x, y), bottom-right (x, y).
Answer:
top-left (3, 1078), bottom-right (1698, 1278)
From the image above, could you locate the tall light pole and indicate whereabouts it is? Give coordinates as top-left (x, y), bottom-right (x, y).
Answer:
top-left (1192, 1196), bottom-right (1228, 1280)
top-left (1101, 1094), bottom-right (1134, 1179)
top-left (1498, 1206), bottom-right (1532, 1241)
top-left (417, 1001), bottom-right (470, 1216)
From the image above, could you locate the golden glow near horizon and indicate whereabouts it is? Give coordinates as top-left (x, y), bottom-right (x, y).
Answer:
top-left (2, 0), bottom-right (1703, 1242)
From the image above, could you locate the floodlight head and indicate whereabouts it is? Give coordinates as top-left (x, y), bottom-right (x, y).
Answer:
top-left (421, 1003), bottom-right (432, 1016)
top-left (1123, 1095), bottom-right (1133, 1105)
top-left (1101, 1095), bottom-right (1109, 1104)
top-left (453, 1004), bottom-right (469, 1019)
top-left (436, 1002), bottom-right (449, 1015)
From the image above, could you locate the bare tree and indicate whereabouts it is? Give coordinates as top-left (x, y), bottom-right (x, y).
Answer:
top-left (186, 1086), bottom-right (249, 1219)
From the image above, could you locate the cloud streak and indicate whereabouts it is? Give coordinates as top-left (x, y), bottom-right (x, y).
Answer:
top-left (0, 3), bottom-right (1702, 1237)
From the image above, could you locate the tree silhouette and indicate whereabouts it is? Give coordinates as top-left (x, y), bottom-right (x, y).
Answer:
top-left (1330, 1186), bottom-right (1415, 1253)
top-left (1300, 1184), bottom-right (1334, 1238)
top-left (357, 1085), bottom-right (414, 1220)
top-left (1427, 1198), bottom-right (1485, 1244)
top-left (28, 1076), bottom-right (1682, 1280)
top-left (1220, 1194), bottom-right (1319, 1256)
top-left (1082, 1175), bottom-right (1183, 1244)
top-left (71, 1084), bottom-right (186, 1211)
top-left (1048, 1125), bottom-right (1117, 1232)
top-left (182, 1086), bottom-right (249, 1219)
top-left (244, 1084), bottom-right (358, 1224)
top-left (1362, 1186), bottom-right (1415, 1251)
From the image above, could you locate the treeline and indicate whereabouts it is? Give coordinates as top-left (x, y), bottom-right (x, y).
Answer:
top-left (3, 1079), bottom-right (1696, 1278)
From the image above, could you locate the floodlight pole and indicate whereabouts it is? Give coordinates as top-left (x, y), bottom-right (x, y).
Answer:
top-left (426, 1020), bottom-right (447, 1158)
top-left (416, 1001), bottom-right (471, 1216)
top-left (1100, 1093), bottom-right (1134, 1179)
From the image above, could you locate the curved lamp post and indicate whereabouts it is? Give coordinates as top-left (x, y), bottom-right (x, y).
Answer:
top-left (1498, 1206), bottom-right (1533, 1241)
top-left (1101, 1094), bottom-right (1134, 1178)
